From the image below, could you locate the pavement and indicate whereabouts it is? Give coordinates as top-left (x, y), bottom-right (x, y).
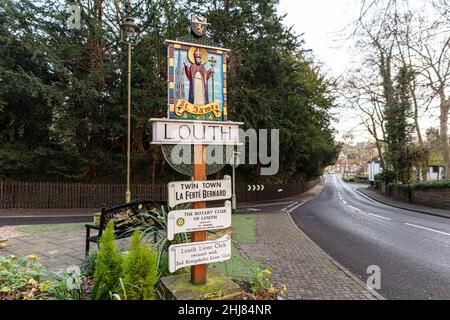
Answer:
top-left (0, 229), bottom-right (129, 271)
top-left (237, 182), bottom-right (382, 300)
top-left (290, 175), bottom-right (450, 300)
top-left (356, 187), bottom-right (450, 219)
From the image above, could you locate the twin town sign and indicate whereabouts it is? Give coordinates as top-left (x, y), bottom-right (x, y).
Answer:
top-left (168, 176), bottom-right (232, 207)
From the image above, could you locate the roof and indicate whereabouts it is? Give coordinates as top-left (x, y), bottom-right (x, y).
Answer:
top-left (428, 152), bottom-right (445, 167)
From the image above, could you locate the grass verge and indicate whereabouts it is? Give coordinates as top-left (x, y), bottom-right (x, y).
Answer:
top-left (15, 223), bottom-right (85, 234)
top-left (209, 214), bottom-right (259, 280)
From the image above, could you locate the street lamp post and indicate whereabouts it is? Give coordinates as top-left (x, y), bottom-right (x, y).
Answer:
top-left (231, 150), bottom-right (240, 212)
top-left (120, 5), bottom-right (139, 203)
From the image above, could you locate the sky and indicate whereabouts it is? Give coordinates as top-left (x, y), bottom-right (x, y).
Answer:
top-left (277, 0), bottom-right (442, 144)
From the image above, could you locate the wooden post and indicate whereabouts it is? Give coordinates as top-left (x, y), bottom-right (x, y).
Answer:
top-left (191, 144), bottom-right (207, 285)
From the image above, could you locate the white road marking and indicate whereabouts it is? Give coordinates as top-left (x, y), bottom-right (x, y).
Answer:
top-left (366, 212), bottom-right (392, 221)
top-left (239, 201), bottom-right (293, 209)
top-left (244, 208), bottom-right (262, 212)
top-left (285, 202), bottom-right (299, 210)
top-left (285, 201), bottom-right (306, 213)
top-left (354, 188), bottom-right (386, 205)
top-left (405, 223), bottom-right (450, 236)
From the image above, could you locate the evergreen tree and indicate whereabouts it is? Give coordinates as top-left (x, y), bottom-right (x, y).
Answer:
top-left (122, 230), bottom-right (158, 300)
top-left (93, 221), bottom-right (123, 300)
top-left (384, 65), bottom-right (414, 183)
top-left (0, 0), bottom-right (339, 183)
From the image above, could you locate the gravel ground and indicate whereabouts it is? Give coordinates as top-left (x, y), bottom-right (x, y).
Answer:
top-left (0, 226), bottom-right (24, 239)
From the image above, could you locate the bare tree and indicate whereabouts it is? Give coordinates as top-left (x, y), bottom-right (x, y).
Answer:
top-left (406, 8), bottom-right (450, 178)
top-left (345, 0), bottom-right (450, 180)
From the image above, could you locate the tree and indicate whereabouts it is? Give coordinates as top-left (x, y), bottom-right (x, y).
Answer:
top-left (0, 0), bottom-right (339, 183)
top-left (384, 65), bottom-right (414, 183)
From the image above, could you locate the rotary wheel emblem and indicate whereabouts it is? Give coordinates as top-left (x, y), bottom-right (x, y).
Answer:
top-left (176, 218), bottom-right (185, 227)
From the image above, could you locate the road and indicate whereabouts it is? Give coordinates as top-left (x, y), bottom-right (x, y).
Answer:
top-left (289, 174), bottom-right (450, 300)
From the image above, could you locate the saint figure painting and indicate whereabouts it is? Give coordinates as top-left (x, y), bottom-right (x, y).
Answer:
top-left (167, 40), bottom-right (228, 121)
top-left (184, 47), bottom-right (213, 106)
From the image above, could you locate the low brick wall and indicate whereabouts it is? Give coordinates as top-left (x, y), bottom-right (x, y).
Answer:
top-left (411, 188), bottom-right (450, 210)
top-left (376, 184), bottom-right (450, 210)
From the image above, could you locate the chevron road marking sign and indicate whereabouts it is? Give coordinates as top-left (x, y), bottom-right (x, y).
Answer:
top-left (247, 184), bottom-right (265, 192)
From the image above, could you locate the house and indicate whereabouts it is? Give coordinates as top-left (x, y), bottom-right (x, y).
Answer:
top-left (426, 152), bottom-right (445, 181)
top-left (368, 157), bottom-right (382, 182)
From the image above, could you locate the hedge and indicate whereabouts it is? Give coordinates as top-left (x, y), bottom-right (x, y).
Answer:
top-left (397, 180), bottom-right (450, 190)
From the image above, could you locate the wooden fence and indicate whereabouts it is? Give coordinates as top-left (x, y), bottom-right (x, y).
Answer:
top-left (0, 178), bottom-right (320, 209)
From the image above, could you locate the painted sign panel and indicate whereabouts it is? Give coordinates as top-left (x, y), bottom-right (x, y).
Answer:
top-left (168, 175), bottom-right (231, 207)
top-left (169, 235), bottom-right (231, 273)
top-left (151, 118), bottom-right (242, 145)
top-left (166, 40), bottom-right (230, 121)
top-left (167, 201), bottom-right (232, 240)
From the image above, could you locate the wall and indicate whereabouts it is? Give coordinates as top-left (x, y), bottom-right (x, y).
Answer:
top-left (377, 184), bottom-right (450, 210)
top-left (411, 188), bottom-right (450, 210)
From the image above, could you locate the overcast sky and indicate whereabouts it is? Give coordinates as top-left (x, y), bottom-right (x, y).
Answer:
top-left (277, 0), bottom-right (441, 143)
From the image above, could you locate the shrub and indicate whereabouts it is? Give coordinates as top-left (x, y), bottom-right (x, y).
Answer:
top-left (346, 176), bottom-right (356, 182)
top-left (0, 255), bottom-right (88, 300)
top-left (249, 267), bottom-right (272, 294)
top-left (46, 267), bottom-right (84, 300)
top-left (122, 230), bottom-right (158, 300)
top-left (404, 180), bottom-right (450, 190)
top-left (80, 251), bottom-right (97, 278)
top-left (0, 255), bottom-right (48, 300)
top-left (354, 174), bottom-right (368, 182)
top-left (380, 170), bottom-right (395, 183)
top-left (92, 221), bottom-right (123, 300)
top-left (387, 182), bottom-right (394, 194)
top-left (137, 203), bottom-right (189, 278)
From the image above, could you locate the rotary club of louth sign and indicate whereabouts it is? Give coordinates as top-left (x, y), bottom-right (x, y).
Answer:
top-left (151, 16), bottom-right (242, 285)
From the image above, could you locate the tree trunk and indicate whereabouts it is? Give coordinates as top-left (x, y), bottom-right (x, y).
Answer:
top-left (440, 93), bottom-right (450, 179)
top-left (408, 81), bottom-right (426, 181)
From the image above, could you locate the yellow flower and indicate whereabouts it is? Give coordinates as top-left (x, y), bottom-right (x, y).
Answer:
top-left (263, 268), bottom-right (272, 275)
top-left (9, 255), bottom-right (17, 260)
top-left (39, 280), bottom-right (53, 293)
top-left (280, 284), bottom-right (287, 295)
top-left (27, 279), bottom-right (38, 286)
top-left (268, 284), bottom-right (275, 293)
top-left (28, 255), bottom-right (38, 261)
top-left (24, 288), bottom-right (37, 299)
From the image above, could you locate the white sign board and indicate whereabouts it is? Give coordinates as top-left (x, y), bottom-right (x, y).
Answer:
top-left (169, 235), bottom-right (232, 273)
top-left (168, 175), bottom-right (232, 207)
top-left (167, 201), bottom-right (232, 240)
top-left (151, 118), bottom-right (243, 145)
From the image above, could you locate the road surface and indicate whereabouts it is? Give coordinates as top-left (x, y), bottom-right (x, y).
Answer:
top-left (290, 174), bottom-right (450, 300)
top-left (0, 215), bottom-right (91, 227)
